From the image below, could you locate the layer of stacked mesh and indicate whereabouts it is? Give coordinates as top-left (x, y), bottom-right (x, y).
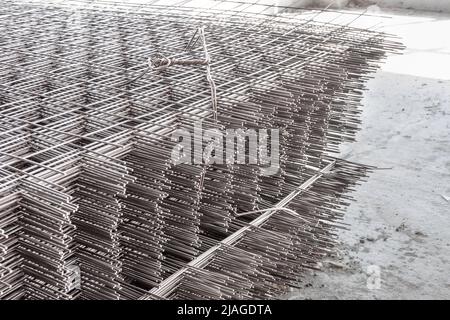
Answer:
top-left (143, 159), bottom-right (371, 299)
top-left (0, 0), bottom-right (402, 299)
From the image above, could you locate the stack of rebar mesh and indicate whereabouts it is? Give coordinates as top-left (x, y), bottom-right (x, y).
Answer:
top-left (0, 0), bottom-right (402, 300)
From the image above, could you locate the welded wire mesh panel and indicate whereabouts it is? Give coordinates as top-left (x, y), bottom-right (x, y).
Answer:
top-left (0, 0), bottom-right (402, 300)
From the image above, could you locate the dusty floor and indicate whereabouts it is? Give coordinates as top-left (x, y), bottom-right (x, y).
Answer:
top-left (287, 7), bottom-right (450, 299)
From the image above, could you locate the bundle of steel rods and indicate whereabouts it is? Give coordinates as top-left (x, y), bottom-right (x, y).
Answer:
top-left (0, 0), bottom-right (403, 300)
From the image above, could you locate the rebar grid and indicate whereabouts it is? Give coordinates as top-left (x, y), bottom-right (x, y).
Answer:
top-left (0, 0), bottom-right (403, 300)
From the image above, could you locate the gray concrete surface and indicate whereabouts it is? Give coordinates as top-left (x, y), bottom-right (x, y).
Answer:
top-left (350, 0), bottom-right (450, 13)
top-left (277, 0), bottom-right (450, 12)
top-left (286, 8), bottom-right (450, 299)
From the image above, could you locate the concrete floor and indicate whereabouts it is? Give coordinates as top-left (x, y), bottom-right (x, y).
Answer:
top-left (287, 8), bottom-right (450, 299)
